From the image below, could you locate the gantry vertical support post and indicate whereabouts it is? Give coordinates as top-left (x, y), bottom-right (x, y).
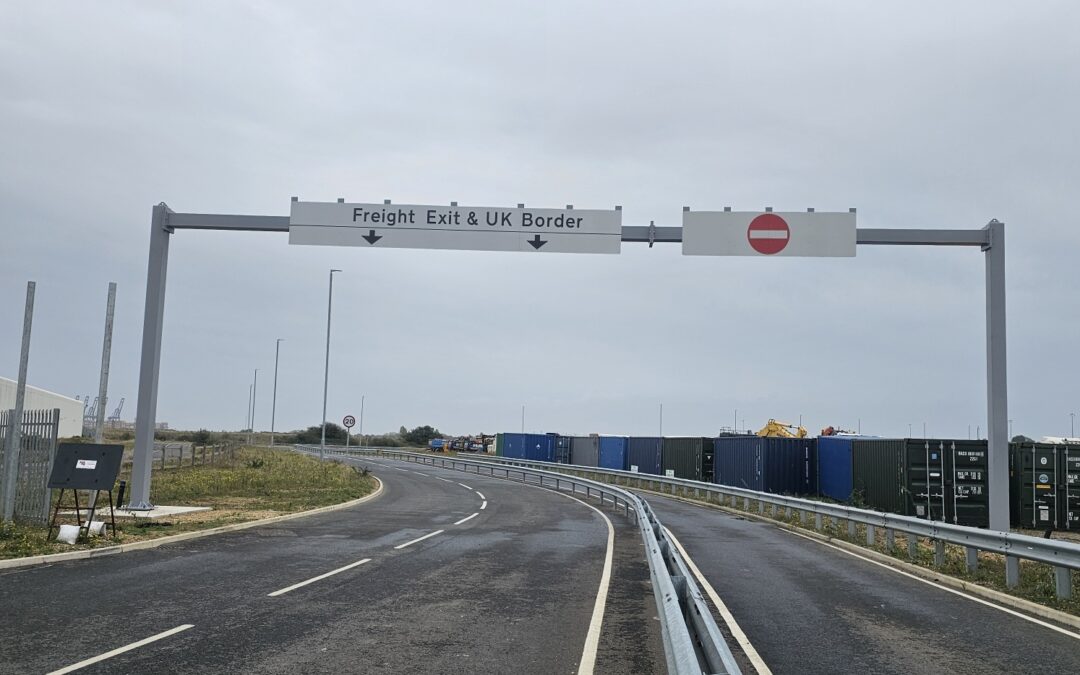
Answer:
top-left (127, 204), bottom-right (172, 510)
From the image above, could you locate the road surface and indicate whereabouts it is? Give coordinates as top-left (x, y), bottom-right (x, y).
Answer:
top-left (0, 456), bottom-right (660, 674)
top-left (647, 492), bottom-right (1080, 675)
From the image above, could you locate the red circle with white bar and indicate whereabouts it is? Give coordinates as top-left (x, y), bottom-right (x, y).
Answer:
top-left (747, 213), bottom-right (790, 254)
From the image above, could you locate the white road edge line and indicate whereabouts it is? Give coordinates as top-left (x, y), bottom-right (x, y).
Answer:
top-left (476, 491), bottom-right (485, 500)
top-left (454, 512), bottom-right (479, 526)
top-left (394, 529), bottom-right (446, 550)
top-left (480, 501), bottom-right (487, 510)
top-left (47, 624), bottom-right (194, 675)
top-left (664, 527), bottom-right (772, 675)
top-left (458, 482), bottom-right (473, 490)
top-left (267, 558), bottom-right (372, 597)
top-left (780, 528), bottom-right (1080, 641)
top-left (563, 494), bottom-right (614, 675)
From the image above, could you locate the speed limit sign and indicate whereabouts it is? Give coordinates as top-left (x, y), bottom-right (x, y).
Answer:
top-left (342, 415), bottom-right (356, 429)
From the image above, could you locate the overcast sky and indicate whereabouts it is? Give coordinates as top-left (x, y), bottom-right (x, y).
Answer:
top-left (2, 1), bottom-right (1078, 440)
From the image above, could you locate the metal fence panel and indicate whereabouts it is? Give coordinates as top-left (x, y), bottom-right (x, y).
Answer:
top-left (0, 408), bottom-right (60, 524)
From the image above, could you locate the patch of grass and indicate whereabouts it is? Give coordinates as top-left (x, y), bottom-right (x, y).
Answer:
top-left (1, 447), bottom-right (376, 560)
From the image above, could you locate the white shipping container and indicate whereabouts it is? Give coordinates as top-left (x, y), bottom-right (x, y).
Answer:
top-left (0, 376), bottom-right (84, 438)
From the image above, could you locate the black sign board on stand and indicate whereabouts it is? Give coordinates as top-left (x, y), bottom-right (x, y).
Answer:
top-left (47, 443), bottom-right (124, 541)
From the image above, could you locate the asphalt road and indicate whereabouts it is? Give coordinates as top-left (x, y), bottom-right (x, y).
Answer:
top-left (0, 456), bottom-right (660, 674)
top-left (646, 493), bottom-right (1080, 675)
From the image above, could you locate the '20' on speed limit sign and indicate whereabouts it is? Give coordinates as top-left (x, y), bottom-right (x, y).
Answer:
top-left (342, 415), bottom-right (356, 428)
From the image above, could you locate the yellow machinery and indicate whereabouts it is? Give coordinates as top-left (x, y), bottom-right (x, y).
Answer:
top-left (757, 419), bottom-right (808, 438)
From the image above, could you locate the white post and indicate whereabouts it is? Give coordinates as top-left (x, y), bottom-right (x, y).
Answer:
top-left (321, 269), bottom-right (341, 458)
top-left (94, 282), bottom-right (117, 444)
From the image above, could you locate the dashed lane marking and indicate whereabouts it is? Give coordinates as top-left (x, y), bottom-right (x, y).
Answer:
top-left (47, 624), bottom-right (195, 674)
top-left (268, 559), bottom-right (372, 597)
top-left (394, 529), bottom-right (446, 550)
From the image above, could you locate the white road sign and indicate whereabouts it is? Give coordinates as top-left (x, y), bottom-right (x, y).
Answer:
top-left (682, 210), bottom-right (856, 257)
top-left (289, 201), bottom-right (622, 254)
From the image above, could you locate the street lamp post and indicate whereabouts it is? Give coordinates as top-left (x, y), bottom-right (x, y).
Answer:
top-left (321, 269), bottom-right (342, 458)
top-left (1071, 412), bottom-right (1075, 438)
top-left (359, 394), bottom-right (365, 447)
top-left (252, 368), bottom-right (258, 445)
top-left (271, 338), bottom-right (284, 447)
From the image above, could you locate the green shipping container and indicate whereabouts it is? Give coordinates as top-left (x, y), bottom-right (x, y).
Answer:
top-left (662, 437), bottom-right (712, 482)
top-left (852, 438), bottom-right (990, 528)
top-left (1010, 441), bottom-right (1080, 530)
top-left (495, 433), bottom-right (505, 457)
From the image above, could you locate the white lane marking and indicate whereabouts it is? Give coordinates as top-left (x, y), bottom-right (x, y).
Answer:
top-left (394, 529), bottom-right (446, 550)
top-left (565, 494), bottom-right (614, 675)
top-left (780, 528), bottom-right (1080, 641)
top-left (435, 476), bottom-right (453, 483)
top-left (409, 471), bottom-right (428, 476)
top-left (267, 558), bottom-right (372, 597)
top-left (665, 527), bottom-right (771, 674)
top-left (392, 467), bottom-right (410, 472)
top-left (480, 501), bottom-right (487, 510)
top-left (458, 482), bottom-right (473, 490)
top-left (454, 512), bottom-right (479, 526)
top-left (47, 624), bottom-right (194, 674)
top-left (476, 491), bottom-right (485, 500)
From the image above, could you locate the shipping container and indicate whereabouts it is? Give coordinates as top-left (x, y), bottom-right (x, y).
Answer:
top-left (817, 436), bottom-right (854, 501)
top-left (495, 433), bottom-right (505, 457)
top-left (713, 436), bottom-right (817, 495)
top-left (570, 435), bottom-right (600, 467)
top-left (598, 436), bottom-right (629, 471)
top-left (1010, 441), bottom-right (1080, 530)
top-left (555, 435), bottom-right (573, 464)
top-left (662, 437), bottom-right (712, 481)
top-left (851, 438), bottom-right (989, 527)
top-left (627, 437), bottom-right (663, 475)
top-left (500, 433), bottom-right (557, 462)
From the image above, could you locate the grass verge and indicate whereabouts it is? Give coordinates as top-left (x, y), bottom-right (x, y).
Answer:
top-left (0, 447), bottom-right (377, 560)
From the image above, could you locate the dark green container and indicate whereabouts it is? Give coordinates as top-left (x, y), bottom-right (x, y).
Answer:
top-left (1011, 441), bottom-right (1080, 530)
top-left (495, 433), bottom-right (505, 457)
top-left (851, 438), bottom-right (989, 528)
top-left (851, 438), bottom-right (907, 515)
top-left (662, 437), bottom-right (713, 481)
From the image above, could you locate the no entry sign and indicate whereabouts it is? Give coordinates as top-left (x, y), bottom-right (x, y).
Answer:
top-left (683, 210), bottom-right (856, 257)
top-left (747, 214), bottom-right (791, 255)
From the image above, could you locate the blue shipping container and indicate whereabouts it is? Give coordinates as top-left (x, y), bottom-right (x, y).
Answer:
top-left (627, 437), bottom-right (663, 475)
top-left (500, 433), bottom-right (557, 462)
top-left (817, 436), bottom-right (854, 501)
top-left (598, 436), bottom-right (629, 471)
top-left (713, 436), bottom-right (818, 496)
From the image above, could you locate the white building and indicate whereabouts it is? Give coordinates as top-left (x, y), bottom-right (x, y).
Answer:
top-left (0, 376), bottom-right (84, 438)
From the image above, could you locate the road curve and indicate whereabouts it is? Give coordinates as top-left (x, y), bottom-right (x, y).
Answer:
top-left (646, 492), bottom-right (1080, 675)
top-left (0, 457), bottom-right (659, 674)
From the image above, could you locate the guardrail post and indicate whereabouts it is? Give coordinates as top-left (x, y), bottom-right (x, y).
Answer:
top-left (847, 521), bottom-right (856, 539)
top-left (908, 536), bottom-right (918, 558)
top-left (799, 510), bottom-right (807, 526)
top-left (1054, 567), bottom-right (1071, 600)
top-left (965, 547), bottom-right (979, 573)
top-left (741, 496), bottom-right (748, 510)
top-left (1005, 555), bottom-right (1020, 588)
top-left (933, 540), bottom-right (946, 567)
top-left (758, 499), bottom-right (764, 515)
top-left (815, 513), bottom-right (822, 531)
top-left (785, 506), bottom-right (791, 520)
top-left (885, 529), bottom-right (895, 550)
top-left (866, 525), bottom-right (876, 547)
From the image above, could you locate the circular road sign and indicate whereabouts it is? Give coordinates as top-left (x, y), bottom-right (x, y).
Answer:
top-left (747, 213), bottom-right (791, 255)
top-left (342, 415), bottom-right (356, 428)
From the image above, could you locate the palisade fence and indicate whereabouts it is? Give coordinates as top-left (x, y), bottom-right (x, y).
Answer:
top-left (0, 408), bottom-right (60, 525)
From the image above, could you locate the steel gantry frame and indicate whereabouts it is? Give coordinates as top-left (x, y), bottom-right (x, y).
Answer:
top-left (127, 202), bottom-right (1008, 531)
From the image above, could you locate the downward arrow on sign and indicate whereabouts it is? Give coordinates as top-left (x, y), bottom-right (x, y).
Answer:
top-left (362, 230), bottom-right (382, 245)
top-left (527, 234), bottom-right (547, 250)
